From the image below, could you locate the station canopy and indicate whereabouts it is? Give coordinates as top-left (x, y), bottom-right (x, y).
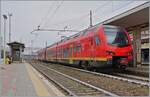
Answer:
top-left (7, 41), bottom-right (25, 51)
top-left (98, 2), bottom-right (149, 31)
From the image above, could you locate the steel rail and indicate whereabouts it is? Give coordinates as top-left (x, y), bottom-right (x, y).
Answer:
top-left (64, 65), bottom-right (149, 86)
top-left (37, 63), bottom-right (119, 97)
top-left (112, 72), bottom-right (149, 82)
top-left (38, 61), bottom-right (149, 86)
top-left (31, 64), bottom-right (76, 96)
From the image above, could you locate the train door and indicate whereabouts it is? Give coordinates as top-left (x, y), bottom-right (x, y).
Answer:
top-left (94, 34), bottom-right (103, 60)
top-left (44, 48), bottom-right (47, 61)
top-left (69, 44), bottom-right (73, 64)
top-left (90, 37), bottom-right (95, 60)
top-left (70, 44), bottom-right (73, 57)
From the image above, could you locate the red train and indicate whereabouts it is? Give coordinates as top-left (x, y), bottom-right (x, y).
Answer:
top-left (38, 25), bottom-right (133, 69)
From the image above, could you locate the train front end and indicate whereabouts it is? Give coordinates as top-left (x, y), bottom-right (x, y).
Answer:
top-left (104, 25), bottom-right (133, 69)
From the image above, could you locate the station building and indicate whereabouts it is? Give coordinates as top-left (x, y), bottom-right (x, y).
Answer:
top-left (141, 29), bottom-right (149, 64)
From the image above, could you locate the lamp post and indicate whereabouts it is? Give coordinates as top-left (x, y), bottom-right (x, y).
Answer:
top-left (31, 40), bottom-right (33, 55)
top-left (8, 13), bottom-right (12, 43)
top-left (3, 14), bottom-right (7, 64)
top-left (0, 33), bottom-right (2, 63)
top-left (0, 25), bottom-right (2, 63)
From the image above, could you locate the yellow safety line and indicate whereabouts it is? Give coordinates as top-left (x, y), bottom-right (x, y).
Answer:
top-left (25, 64), bottom-right (50, 96)
top-left (47, 57), bottom-right (107, 61)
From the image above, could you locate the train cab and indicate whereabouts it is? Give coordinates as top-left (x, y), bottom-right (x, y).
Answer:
top-left (103, 25), bottom-right (133, 69)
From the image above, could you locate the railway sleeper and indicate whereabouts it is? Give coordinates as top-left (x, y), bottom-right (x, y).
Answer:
top-left (76, 91), bottom-right (104, 95)
top-left (74, 89), bottom-right (98, 93)
top-left (68, 87), bottom-right (97, 92)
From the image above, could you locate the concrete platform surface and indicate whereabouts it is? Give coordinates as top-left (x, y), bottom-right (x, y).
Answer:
top-left (0, 62), bottom-right (64, 96)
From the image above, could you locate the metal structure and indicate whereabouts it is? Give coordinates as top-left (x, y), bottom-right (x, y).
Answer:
top-left (90, 10), bottom-right (93, 27)
top-left (30, 29), bottom-right (80, 34)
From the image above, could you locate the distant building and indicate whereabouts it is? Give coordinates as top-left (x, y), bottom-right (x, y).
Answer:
top-left (141, 29), bottom-right (149, 64)
top-left (129, 28), bottom-right (149, 64)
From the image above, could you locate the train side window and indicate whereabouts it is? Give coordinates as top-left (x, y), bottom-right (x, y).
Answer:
top-left (70, 46), bottom-right (72, 56)
top-left (95, 36), bottom-right (100, 45)
top-left (63, 48), bottom-right (69, 57)
top-left (63, 49), bottom-right (65, 57)
top-left (77, 44), bottom-right (81, 52)
top-left (67, 48), bottom-right (69, 57)
top-left (74, 45), bottom-right (76, 52)
top-left (91, 39), bottom-right (93, 45)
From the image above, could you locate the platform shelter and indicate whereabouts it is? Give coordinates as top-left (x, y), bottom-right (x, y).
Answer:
top-left (7, 41), bottom-right (25, 62)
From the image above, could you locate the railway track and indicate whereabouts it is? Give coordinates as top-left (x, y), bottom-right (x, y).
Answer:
top-left (112, 67), bottom-right (149, 78)
top-left (30, 61), bottom-right (149, 96)
top-left (31, 62), bottom-right (117, 96)
top-left (78, 68), bottom-right (149, 86)
top-left (111, 72), bottom-right (149, 82)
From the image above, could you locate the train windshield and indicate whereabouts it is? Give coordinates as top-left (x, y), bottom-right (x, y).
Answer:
top-left (104, 26), bottom-right (129, 47)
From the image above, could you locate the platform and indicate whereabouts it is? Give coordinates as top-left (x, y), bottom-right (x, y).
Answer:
top-left (126, 65), bottom-right (149, 77)
top-left (0, 62), bottom-right (64, 96)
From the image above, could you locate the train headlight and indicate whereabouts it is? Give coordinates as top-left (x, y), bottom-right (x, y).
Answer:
top-left (106, 50), bottom-right (115, 56)
top-left (127, 51), bottom-right (133, 56)
top-left (119, 58), bottom-right (128, 65)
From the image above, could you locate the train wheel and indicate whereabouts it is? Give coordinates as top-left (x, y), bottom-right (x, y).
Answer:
top-left (81, 61), bottom-right (91, 70)
top-left (120, 65), bottom-right (126, 71)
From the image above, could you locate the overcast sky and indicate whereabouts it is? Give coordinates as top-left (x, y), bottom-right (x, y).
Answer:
top-left (0, 0), bottom-right (148, 52)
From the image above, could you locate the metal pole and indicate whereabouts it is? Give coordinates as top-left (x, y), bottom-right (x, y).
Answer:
top-left (30, 32), bottom-right (38, 60)
top-left (56, 42), bottom-right (58, 61)
top-left (31, 40), bottom-right (33, 55)
top-left (0, 0), bottom-right (1, 63)
top-left (4, 19), bottom-right (6, 64)
top-left (90, 10), bottom-right (92, 27)
top-left (8, 13), bottom-right (12, 43)
top-left (0, 34), bottom-right (2, 63)
top-left (3, 15), bottom-right (7, 64)
top-left (45, 41), bottom-right (47, 60)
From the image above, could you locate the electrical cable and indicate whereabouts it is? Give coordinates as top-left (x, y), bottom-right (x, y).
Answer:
top-left (38, 1), bottom-right (56, 28)
top-left (43, 0), bottom-right (64, 28)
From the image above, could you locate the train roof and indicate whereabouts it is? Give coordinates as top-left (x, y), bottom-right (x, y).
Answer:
top-left (46, 25), bottom-right (101, 47)
top-left (42, 24), bottom-right (123, 49)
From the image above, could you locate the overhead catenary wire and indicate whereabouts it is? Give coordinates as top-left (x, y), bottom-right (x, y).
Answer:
top-left (38, 1), bottom-right (56, 28)
top-left (37, 1), bottom-right (108, 30)
top-left (46, 13), bottom-right (90, 27)
top-left (73, 1), bottom-right (135, 30)
top-left (43, 0), bottom-right (64, 28)
top-left (37, 1), bottom-right (116, 33)
top-left (49, 1), bottom-right (111, 29)
top-left (38, 1), bottom-right (135, 30)
top-left (92, 1), bottom-right (135, 19)
top-left (37, 1), bottom-right (135, 32)
top-left (44, 2), bottom-right (108, 29)
top-left (94, 1), bottom-right (111, 13)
